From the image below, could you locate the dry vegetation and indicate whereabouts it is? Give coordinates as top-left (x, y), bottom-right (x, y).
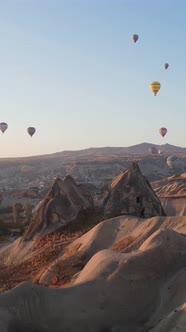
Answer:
top-left (0, 225), bottom-right (91, 293)
top-left (110, 236), bottom-right (134, 252)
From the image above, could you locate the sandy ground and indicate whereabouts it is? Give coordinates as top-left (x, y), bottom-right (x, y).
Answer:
top-left (160, 197), bottom-right (186, 216)
top-left (152, 173), bottom-right (186, 216)
top-left (0, 216), bottom-right (186, 331)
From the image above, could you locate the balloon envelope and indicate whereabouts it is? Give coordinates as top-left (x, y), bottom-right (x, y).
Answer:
top-left (131, 34), bottom-right (139, 43)
top-left (27, 127), bottom-right (36, 137)
top-left (167, 156), bottom-right (178, 169)
top-left (164, 63), bottom-right (169, 70)
top-left (149, 147), bottom-right (158, 155)
top-left (149, 81), bottom-right (161, 96)
top-left (166, 155), bottom-right (185, 170)
top-left (0, 122), bottom-right (8, 133)
top-left (158, 149), bottom-right (165, 155)
top-left (159, 127), bottom-right (167, 137)
top-left (21, 166), bottom-right (30, 174)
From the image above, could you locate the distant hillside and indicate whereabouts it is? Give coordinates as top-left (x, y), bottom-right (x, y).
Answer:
top-left (51, 143), bottom-right (186, 160)
top-left (0, 143), bottom-right (185, 162)
top-left (124, 143), bottom-right (186, 154)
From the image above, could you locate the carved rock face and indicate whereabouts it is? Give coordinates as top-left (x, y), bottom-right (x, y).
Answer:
top-left (102, 162), bottom-right (165, 218)
top-left (23, 163), bottom-right (165, 240)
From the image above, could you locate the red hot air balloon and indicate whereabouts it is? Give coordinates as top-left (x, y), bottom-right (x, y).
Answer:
top-left (159, 127), bottom-right (167, 137)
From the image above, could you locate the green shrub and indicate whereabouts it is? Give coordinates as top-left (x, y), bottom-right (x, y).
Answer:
top-left (0, 220), bottom-right (9, 235)
top-left (0, 235), bottom-right (8, 241)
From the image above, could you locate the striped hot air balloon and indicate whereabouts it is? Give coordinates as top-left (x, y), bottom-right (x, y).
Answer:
top-left (149, 81), bottom-right (161, 96)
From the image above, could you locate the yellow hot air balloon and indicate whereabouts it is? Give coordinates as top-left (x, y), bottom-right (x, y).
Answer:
top-left (149, 81), bottom-right (161, 96)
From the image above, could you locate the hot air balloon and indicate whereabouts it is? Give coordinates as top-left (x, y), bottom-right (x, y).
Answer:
top-left (0, 122), bottom-right (8, 133)
top-left (149, 147), bottom-right (158, 155)
top-left (164, 63), bottom-right (169, 70)
top-left (167, 156), bottom-right (185, 170)
top-left (159, 127), bottom-right (167, 137)
top-left (167, 156), bottom-right (178, 169)
top-left (21, 165), bottom-right (30, 174)
top-left (27, 127), bottom-right (36, 137)
top-left (149, 81), bottom-right (161, 96)
top-left (158, 149), bottom-right (165, 156)
top-left (131, 34), bottom-right (139, 43)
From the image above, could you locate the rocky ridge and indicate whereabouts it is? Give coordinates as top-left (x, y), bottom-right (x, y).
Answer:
top-left (24, 175), bottom-right (94, 240)
top-left (24, 162), bottom-right (165, 239)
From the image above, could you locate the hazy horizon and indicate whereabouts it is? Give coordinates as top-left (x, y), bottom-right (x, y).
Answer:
top-left (0, 141), bottom-right (185, 160)
top-left (0, 0), bottom-right (186, 157)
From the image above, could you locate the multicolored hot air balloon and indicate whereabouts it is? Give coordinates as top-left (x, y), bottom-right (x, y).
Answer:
top-left (27, 127), bottom-right (36, 137)
top-left (159, 127), bottom-right (167, 137)
top-left (0, 122), bottom-right (8, 134)
top-left (164, 63), bottom-right (169, 70)
top-left (131, 34), bottom-right (139, 43)
top-left (149, 147), bottom-right (158, 155)
top-left (149, 81), bottom-right (161, 96)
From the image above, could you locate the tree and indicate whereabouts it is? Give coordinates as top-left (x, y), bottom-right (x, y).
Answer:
top-left (12, 203), bottom-right (21, 224)
top-left (0, 216), bottom-right (9, 235)
top-left (24, 202), bottom-right (32, 224)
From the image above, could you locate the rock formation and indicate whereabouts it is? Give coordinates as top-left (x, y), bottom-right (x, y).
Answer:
top-left (23, 163), bottom-right (165, 240)
top-left (152, 173), bottom-right (186, 197)
top-left (152, 173), bottom-right (186, 216)
top-left (102, 162), bottom-right (165, 218)
top-left (1, 226), bottom-right (186, 331)
top-left (23, 175), bottom-right (94, 240)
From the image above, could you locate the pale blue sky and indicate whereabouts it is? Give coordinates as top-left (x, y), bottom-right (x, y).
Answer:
top-left (0, 0), bottom-right (185, 157)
